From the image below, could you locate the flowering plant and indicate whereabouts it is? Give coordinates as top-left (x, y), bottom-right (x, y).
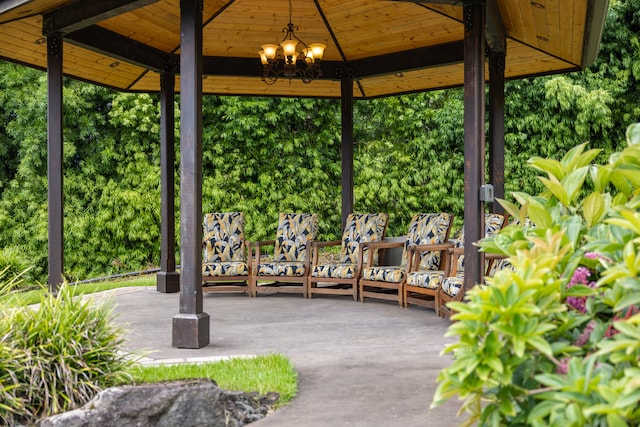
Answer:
top-left (433, 123), bottom-right (640, 426)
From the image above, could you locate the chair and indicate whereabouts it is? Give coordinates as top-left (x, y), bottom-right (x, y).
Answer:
top-left (438, 216), bottom-right (519, 318)
top-left (201, 212), bottom-right (251, 294)
top-left (309, 213), bottom-right (388, 301)
top-left (358, 213), bottom-right (454, 306)
top-left (250, 213), bottom-right (319, 297)
top-left (404, 213), bottom-right (506, 315)
top-left (438, 252), bottom-right (509, 319)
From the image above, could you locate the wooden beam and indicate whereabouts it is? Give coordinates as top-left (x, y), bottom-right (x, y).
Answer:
top-left (463, 0), bottom-right (486, 292)
top-left (347, 42), bottom-right (464, 78)
top-left (486, 0), bottom-right (506, 54)
top-left (157, 70), bottom-right (180, 293)
top-left (43, 0), bottom-right (158, 35)
top-left (391, 0), bottom-right (463, 4)
top-left (47, 33), bottom-right (64, 293)
top-left (489, 50), bottom-right (505, 214)
top-left (65, 25), bottom-right (172, 72)
top-left (340, 74), bottom-right (354, 230)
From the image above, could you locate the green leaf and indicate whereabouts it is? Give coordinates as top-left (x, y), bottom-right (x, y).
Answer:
top-left (606, 413), bottom-right (629, 427)
top-left (582, 191), bottom-right (606, 228)
top-left (615, 292), bottom-right (640, 311)
top-left (539, 175), bottom-right (569, 206)
top-left (626, 122), bottom-right (640, 146)
top-left (526, 335), bottom-right (553, 357)
top-left (529, 157), bottom-right (565, 180)
top-left (563, 166), bottom-right (590, 205)
top-left (527, 200), bottom-right (553, 229)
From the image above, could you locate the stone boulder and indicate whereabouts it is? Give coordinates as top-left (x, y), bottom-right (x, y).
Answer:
top-left (38, 379), bottom-right (279, 427)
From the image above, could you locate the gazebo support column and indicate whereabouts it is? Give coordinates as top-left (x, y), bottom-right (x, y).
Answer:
top-left (157, 70), bottom-right (180, 293)
top-left (489, 50), bottom-right (505, 214)
top-left (47, 33), bottom-right (64, 293)
top-left (340, 75), bottom-right (354, 229)
top-left (463, 0), bottom-right (486, 291)
top-left (172, 0), bottom-right (209, 349)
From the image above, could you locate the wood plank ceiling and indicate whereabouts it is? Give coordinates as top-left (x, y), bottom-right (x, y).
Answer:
top-left (0, 0), bottom-right (607, 99)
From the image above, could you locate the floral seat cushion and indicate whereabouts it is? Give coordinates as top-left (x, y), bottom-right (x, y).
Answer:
top-left (256, 213), bottom-right (318, 277)
top-left (406, 269), bottom-right (445, 289)
top-left (202, 212), bottom-right (248, 277)
top-left (362, 265), bottom-right (404, 283)
top-left (256, 262), bottom-right (307, 277)
top-left (312, 263), bottom-right (357, 279)
top-left (441, 275), bottom-right (464, 297)
top-left (312, 213), bottom-right (388, 278)
top-left (203, 261), bottom-right (248, 277)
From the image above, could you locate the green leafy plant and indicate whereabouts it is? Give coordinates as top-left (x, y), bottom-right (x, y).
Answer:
top-left (433, 122), bottom-right (640, 426)
top-left (0, 282), bottom-right (134, 425)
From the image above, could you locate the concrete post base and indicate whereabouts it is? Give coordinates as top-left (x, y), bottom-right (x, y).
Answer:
top-left (172, 313), bottom-right (210, 348)
top-left (156, 271), bottom-right (180, 293)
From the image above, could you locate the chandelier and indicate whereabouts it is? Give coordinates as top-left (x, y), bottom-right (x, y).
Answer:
top-left (258, 0), bottom-right (326, 85)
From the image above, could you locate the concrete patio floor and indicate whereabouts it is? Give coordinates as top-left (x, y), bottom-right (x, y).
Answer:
top-left (101, 286), bottom-right (464, 426)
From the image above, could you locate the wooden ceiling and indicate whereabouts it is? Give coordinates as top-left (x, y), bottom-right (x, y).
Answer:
top-left (0, 0), bottom-right (608, 99)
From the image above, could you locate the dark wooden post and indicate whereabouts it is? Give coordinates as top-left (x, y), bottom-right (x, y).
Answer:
top-left (463, 1), bottom-right (486, 291)
top-left (489, 50), bottom-right (505, 214)
top-left (172, 0), bottom-right (209, 349)
top-left (47, 33), bottom-right (64, 293)
top-left (340, 74), bottom-right (354, 229)
top-left (157, 70), bottom-right (180, 293)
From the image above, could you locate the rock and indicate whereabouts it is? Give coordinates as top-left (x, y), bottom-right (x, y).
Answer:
top-left (38, 379), bottom-right (279, 427)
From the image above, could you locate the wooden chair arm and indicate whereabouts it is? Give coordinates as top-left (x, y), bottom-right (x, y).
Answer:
top-left (407, 242), bottom-right (455, 272)
top-left (311, 240), bottom-right (341, 249)
top-left (361, 239), bottom-right (405, 268)
top-left (311, 240), bottom-right (341, 266)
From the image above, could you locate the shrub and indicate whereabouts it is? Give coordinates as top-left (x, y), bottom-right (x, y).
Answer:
top-left (433, 123), bottom-right (640, 426)
top-left (0, 247), bottom-right (36, 290)
top-left (0, 282), bottom-right (133, 425)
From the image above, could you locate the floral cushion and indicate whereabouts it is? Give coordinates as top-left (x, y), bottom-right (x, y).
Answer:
top-left (312, 263), bottom-right (357, 279)
top-left (257, 262), bottom-right (307, 277)
top-left (441, 276), bottom-right (464, 297)
top-left (202, 261), bottom-right (248, 277)
top-left (255, 213), bottom-right (318, 278)
top-left (404, 213), bottom-right (453, 270)
top-left (273, 213), bottom-right (319, 263)
top-left (202, 212), bottom-right (245, 263)
top-left (454, 213), bottom-right (505, 273)
top-left (340, 213), bottom-right (388, 264)
top-left (406, 269), bottom-right (445, 289)
top-left (361, 266), bottom-right (404, 283)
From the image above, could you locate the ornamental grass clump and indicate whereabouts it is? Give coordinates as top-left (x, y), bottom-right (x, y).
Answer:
top-left (433, 123), bottom-right (640, 427)
top-left (0, 280), bottom-right (133, 426)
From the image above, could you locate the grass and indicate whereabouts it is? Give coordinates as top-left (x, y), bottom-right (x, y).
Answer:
top-left (0, 275), bottom-right (155, 306)
top-left (2, 274), bottom-right (298, 408)
top-left (128, 354), bottom-right (297, 406)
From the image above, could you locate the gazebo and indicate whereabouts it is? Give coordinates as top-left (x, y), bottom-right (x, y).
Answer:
top-left (0, 0), bottom-right (608, 348)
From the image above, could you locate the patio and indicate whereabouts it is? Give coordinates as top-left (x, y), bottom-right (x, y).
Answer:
top-left (104, 285), bottom-right (461, 426)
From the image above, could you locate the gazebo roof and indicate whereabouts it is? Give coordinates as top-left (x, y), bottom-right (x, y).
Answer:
top-left (0, 0), bottom-right (608, 99)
